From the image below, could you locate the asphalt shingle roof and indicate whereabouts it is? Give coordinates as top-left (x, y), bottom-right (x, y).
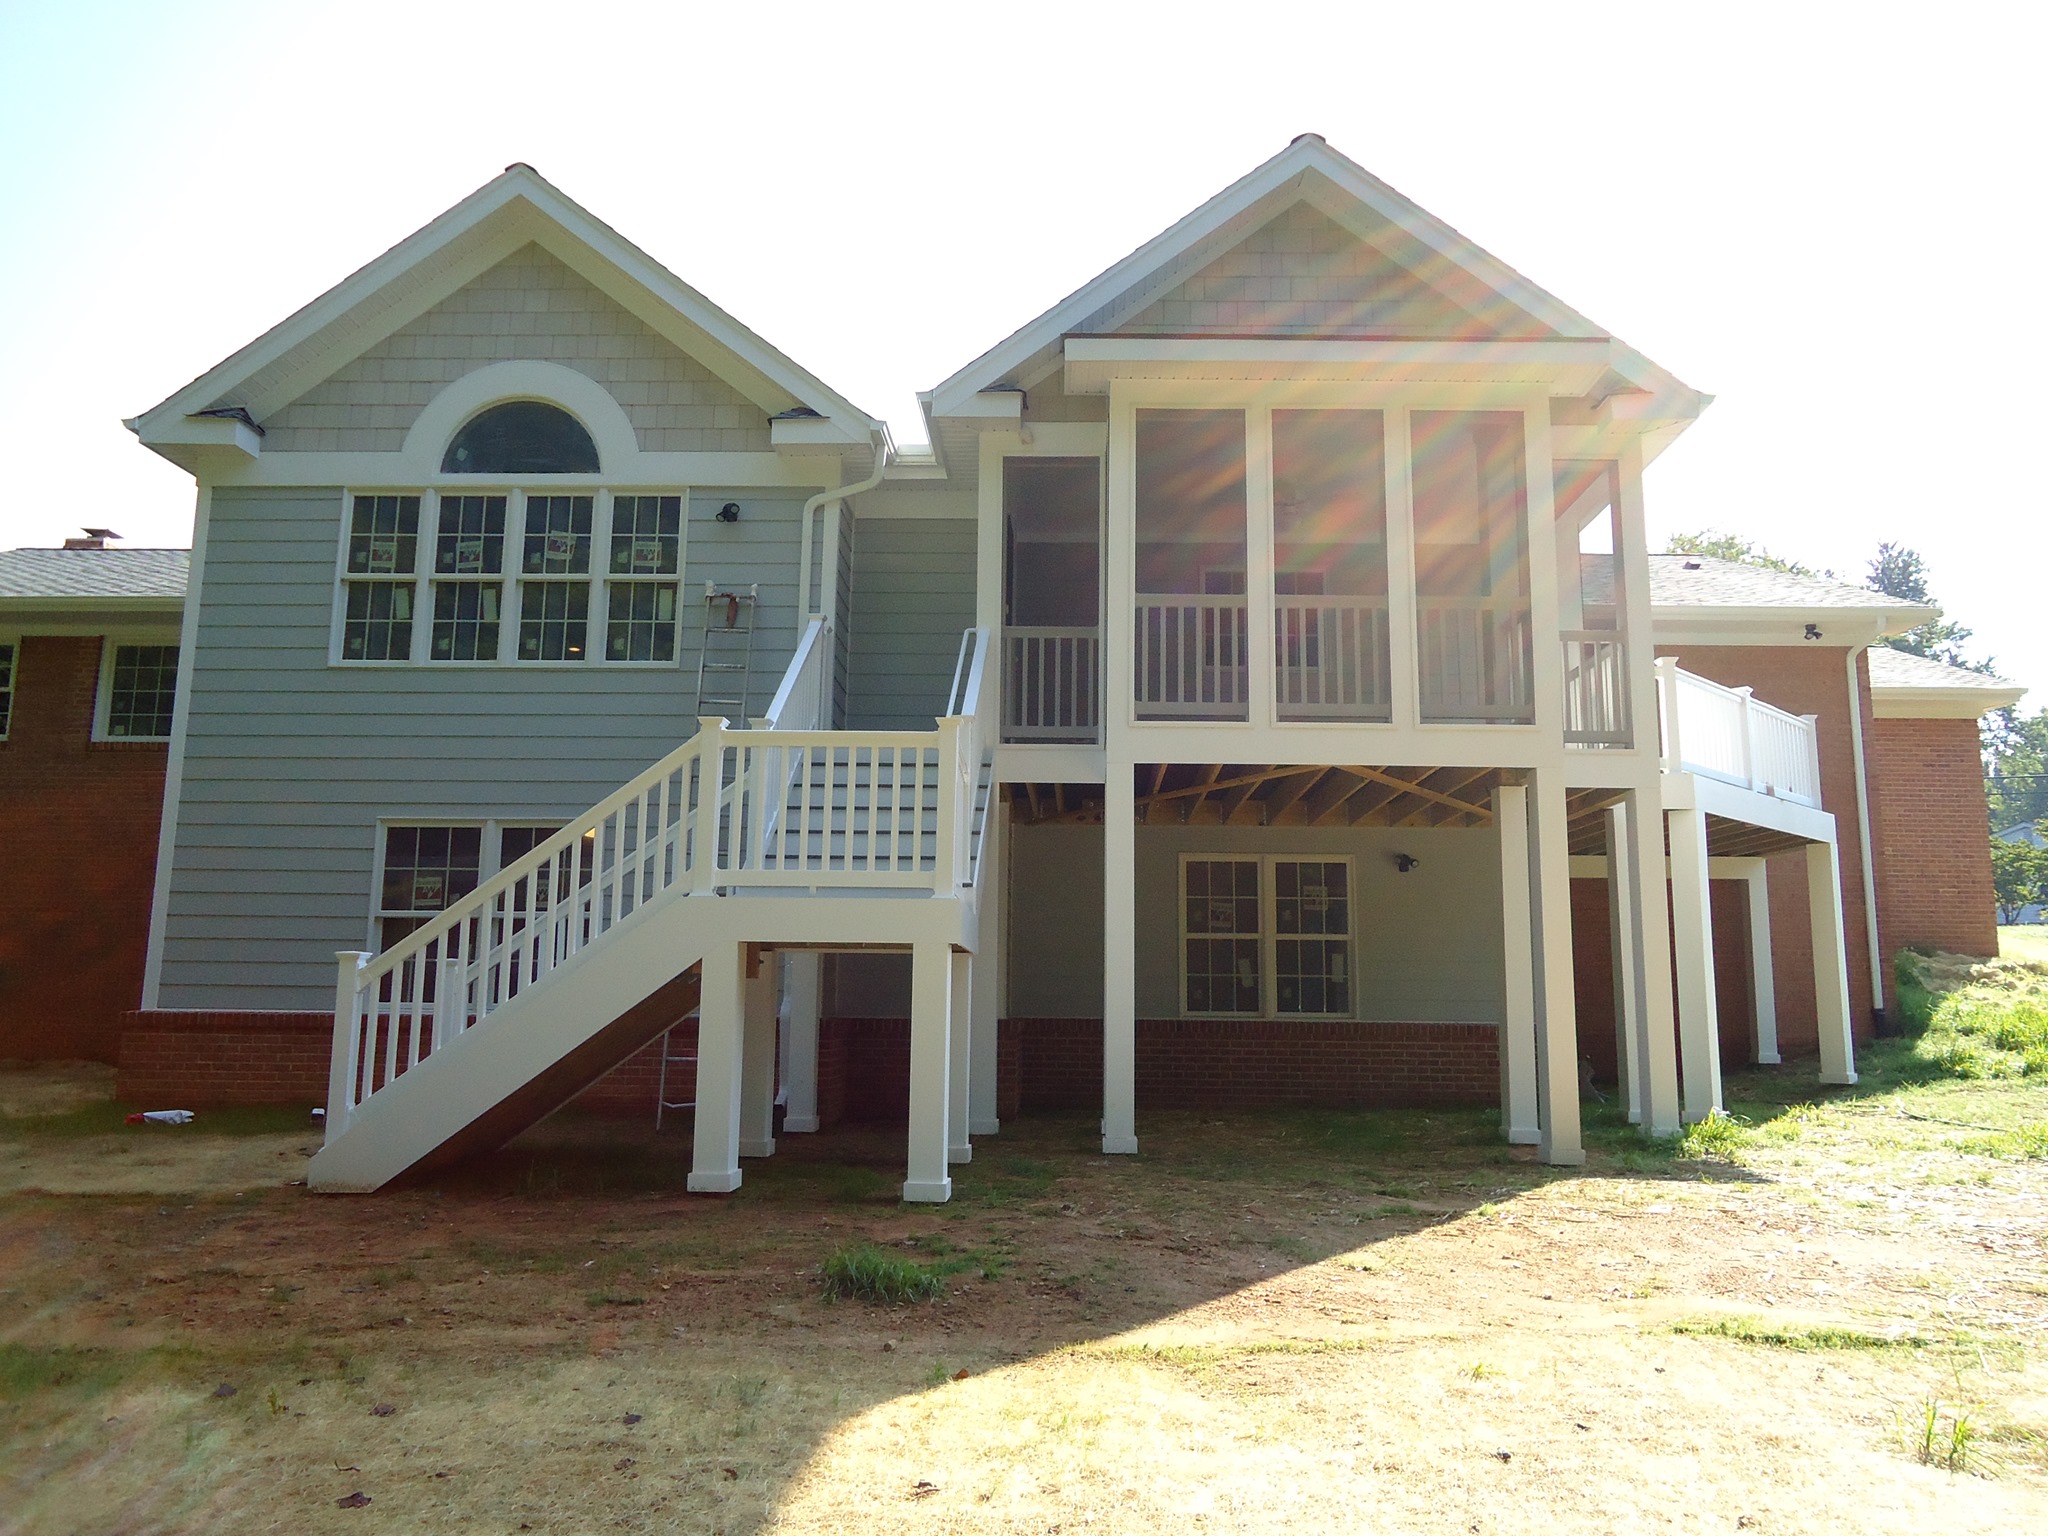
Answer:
top-left (1866, 646), bottom-right (2015, 693)
top-left (1643, 554), bottom-right (1934, 612)
top-left (0, 547), bottom-right (190, 602)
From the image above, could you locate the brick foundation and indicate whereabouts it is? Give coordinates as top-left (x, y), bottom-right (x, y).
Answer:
top-left (0, 636), bottom-right (168, 1062)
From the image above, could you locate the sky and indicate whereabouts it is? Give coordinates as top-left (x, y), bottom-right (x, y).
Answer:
top-left (2, 1), bottom-right (2042, 699)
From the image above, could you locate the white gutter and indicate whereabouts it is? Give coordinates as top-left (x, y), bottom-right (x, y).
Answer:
top-left (1845, 642), bottom-right (1886, 1026)
top-left (794, 427), bottom-right (891, 628)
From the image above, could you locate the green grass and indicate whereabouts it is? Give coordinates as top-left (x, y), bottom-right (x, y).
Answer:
top-left (820, 1243), bottom-right (948, 1305)
top-left (0, 1103), bottom-right (315, 1140)
top-left (1675, 1111), bottom-right (1750, 1162)
top-left (1896, 950), bottom-right (2048, 1079)
top-left (1672, 1316), bottom-right (1937, 1352)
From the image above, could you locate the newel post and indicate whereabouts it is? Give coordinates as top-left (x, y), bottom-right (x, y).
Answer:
top-left (933, 717), bottom-right (964, 893)
top-left (693, 716), bottom-right (729, 892)
top-left (1733, 686), bottom-right (1756, 791)
top-left (1653, 656), bottom-right (1683, 774)
top-left (326, 950), bottom-right (371, 1141)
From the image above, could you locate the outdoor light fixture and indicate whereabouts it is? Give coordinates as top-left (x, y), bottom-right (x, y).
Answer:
top-left (1804, 623), bottom-right (1823, 640)
top-left (716, 502), bottom-right (741, 522)
top-left (1394, 853), bottom-right (1420, 873)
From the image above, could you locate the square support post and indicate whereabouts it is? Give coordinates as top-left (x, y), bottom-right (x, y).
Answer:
top-left (1527, 769), bottom-right (1584, 1165)
top-left (1605, 804), bottom-right (1644, 1123)
top-left (1806, 841), bottom-right (1859, 1085)
top-left (1493, 783), bottom-right (1540, 1145)
top-left (1744, 863), bottom-right (1780, 1064)
top-left (780, 951), bottom-right (822, 1132)
top-left (738, 948), bottom-right (778, 1159)
top-left (969, 801), bottom-right (1005, 1135)
top-left (1621, 787), bottom-right (1681, 1134)
top-left (949, 950), bottom-right (973, 1164)
top-left (904, 938), bottom-right (954, 1203)
top-left (1667, 805), bottom-right (1723, 1122)
top-left (688, 940), bottom-right (746, 1194)
top-left (1102, 765), bottom-right (1138, 1155)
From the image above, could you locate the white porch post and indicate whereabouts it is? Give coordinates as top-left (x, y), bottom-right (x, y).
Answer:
top-left (1667, 805), bottom-right (1723, 1122)
top-left (1806, 840), bottom-right (1859, 1085)
top-left (1103, 763), bottom-right (1139, 1155)
top-left (1527, 769), bottom-right (1584, 1165)
top-left (1605, 803), bottom-right (1644, 1123)
top-left (738, 949), bottom-right (778, 1159)
top-left (1622, 786), bottom-right (1681, 1134)
top-left (780, 952), bottom-right (822, 1133)
top-left (948, 950), bottom-right (973, 1165)
top-left (687, 941), bottom-right (746, 1194)
top-left (1744, 863), bottom-right (1780, 1064)
top-left (969, 800), bottom-right (1006, 1135)
top-left (1494, 783), bottom-right (1540, 1144)
top-left (904, 938), bottom-right (954, 1202)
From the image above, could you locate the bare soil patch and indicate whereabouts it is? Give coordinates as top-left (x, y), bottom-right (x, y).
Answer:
top-left (1, 1051), bottom-right (2044, 1533)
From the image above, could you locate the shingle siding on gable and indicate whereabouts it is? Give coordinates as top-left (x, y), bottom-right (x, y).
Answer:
top-left (262, 245), bottom-right (772, 454)
top-left (1115, 203), bottom-right (1480, 337)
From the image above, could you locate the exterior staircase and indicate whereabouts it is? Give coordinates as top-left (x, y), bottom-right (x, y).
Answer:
top-left (307, 621), bottom-right (993, 1191)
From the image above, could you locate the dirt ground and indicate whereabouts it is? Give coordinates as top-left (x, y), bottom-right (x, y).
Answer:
top-left (2, 1050), bottom-right (2045, 1535)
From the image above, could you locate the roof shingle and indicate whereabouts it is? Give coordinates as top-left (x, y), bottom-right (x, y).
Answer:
top-left (0, 547), bottom-right (190, 602)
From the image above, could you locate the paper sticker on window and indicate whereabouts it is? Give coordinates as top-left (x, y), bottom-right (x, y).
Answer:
top-left (413, 873), bottom-right (445, 908)
top-left (631, 538), bottom-right (666, 571)
top-left (368, 536), bottom-right (399, 571)
top-left (455, 537), bottom-right (486, 572)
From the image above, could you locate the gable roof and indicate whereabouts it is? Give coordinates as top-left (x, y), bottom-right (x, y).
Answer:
top-left (1645, 555), bottom-right (1935, 615)
top-left (129, 165), bottom-right (882, 468)
top-left (1867, 645), bottom-right (2025, 718)
top-left (0, 547), bottom-right (189, 609)
top-left (924, 135), bottom-right (1706, 453)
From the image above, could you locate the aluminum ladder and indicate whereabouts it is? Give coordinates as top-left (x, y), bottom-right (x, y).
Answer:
top-left (694, 583), bottom-right (759, 717)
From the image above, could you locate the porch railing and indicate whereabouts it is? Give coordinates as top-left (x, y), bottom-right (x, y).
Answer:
top-left (1561, 632), bottom-right (1631, 747)
top-left (1417, 596), bottom-right (1534, 722)
top-left (1656, 656), bottom-right (1820, 806)
top-left (1003, 626), bottom-right (1100, 741)
top-left (1134, 594), bottom-right (1249, 719)
top-left (1275, 596), bottom-right (1390, 721)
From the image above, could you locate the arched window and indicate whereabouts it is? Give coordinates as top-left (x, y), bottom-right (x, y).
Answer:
top-left (441, 401), bottom-right (600, 475)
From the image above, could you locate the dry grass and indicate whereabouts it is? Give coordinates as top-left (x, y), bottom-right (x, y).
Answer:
top-left (1, 1055), bottom-right (2045, 1533)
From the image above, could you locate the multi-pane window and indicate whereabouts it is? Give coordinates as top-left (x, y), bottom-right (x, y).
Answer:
top-left (0, 642), bottom-right (15, 738)
top-left (519, 495), bottom-right (594, 660)
top-left (1180, 855), bottom-right (1354, 1017)
top-left (104, 644), bottom-right (180, 739)
top-left (336, 489), bottom-right (684, 665)
top-left (430, 494), bottom-right (505, 661)
top-left (606, 494), bottom-right (681, 661)
top-left (342, 494), bottom-right (420, 660)
top-left (377, 825), bottom-right (484, 949)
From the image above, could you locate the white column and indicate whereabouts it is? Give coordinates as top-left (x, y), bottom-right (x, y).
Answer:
top-left (687, 941), bottom-right (746, 1194)
top-left (738, 949), bottom-right (778, 1159)
top-left (969, 801), bottom-right (1006, 1135)
top-left (949, 950), bottom-right (973, 1164)
top-left (1527, 769), bottom-right (1584, 1165)
top-left (1494, 783), bottom-right (1540, 1144)
top-left (1622, 786), bottom-right (1681, 1134)
top-left (1605, 803), bottom-right (1643, 1123)
top-left (1667, 805), bottom-right (1723, 1122)
top-left (903, 938), bottom-right (954, 1202)
top-left (1806, 840), bottom-right (1859, 1085)
top-left (1103, 763), bottom-right (1138, 1155)
top-left (1744, 863), bottom-right (1780, 1064)
top-left (780, 951), bottom-right (822, 1132)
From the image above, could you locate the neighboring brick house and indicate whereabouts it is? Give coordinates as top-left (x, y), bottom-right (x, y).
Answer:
top-left (0, 540), bottom-right (187, 1061)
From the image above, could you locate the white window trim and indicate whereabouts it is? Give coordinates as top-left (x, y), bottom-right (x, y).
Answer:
top-left (1177, 852), bottom-right (1357, 1020)
top-left (92, 628), bottom-right (184, 743)
top-left (367, 817), bottom-right (562, 950)
top-left (330, 485), bottom-right (692, 668)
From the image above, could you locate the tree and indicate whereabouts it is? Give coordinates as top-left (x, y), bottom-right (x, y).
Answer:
top-left (1988, 709), bottom-right (2048, 831)
top-left (1864, 542), bottom-right (1983, 671)
top-left (1991, 832), bottom-right (2048, 925)
top-left (1665, 530), bottom-right (1818, 577)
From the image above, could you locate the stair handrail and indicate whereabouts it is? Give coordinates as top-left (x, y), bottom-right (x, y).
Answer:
top-left (935, 626), bottom-right (993, 891)
top-left (757, 615), bottom-right (831, 732)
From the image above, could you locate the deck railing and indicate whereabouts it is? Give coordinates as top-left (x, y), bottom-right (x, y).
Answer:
top-left (1656, 656), bottom-right (1820, 806)
top-left (1002, 626), bottom-right (1100, 741)
top-left (1417, 596), bottom-right (1533, 722)
top-left (1561, 632), bottom-right (1631, 747)
top-left (1275, 596), bottom-right (1390, 721)
top-left (326, 626), bottom-right (993, 1139)
top-left (1133, 594), bottom-right (1250, 719)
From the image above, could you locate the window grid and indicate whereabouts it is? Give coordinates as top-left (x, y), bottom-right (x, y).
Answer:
top-left (105, 644), bottom-right (179, 739)
top-left (430, 494), bottom-right (506, 661)
top-left (1180, 855), bottom-right (1355, 1018)
top-left (519, 580), bottom-right (590, 661)
top-left (0, 642), bottom-right (14, 738)
top-left (343, 494), bottom-right (421, 661)
top-left (605, 494), bottom-right (682, 662)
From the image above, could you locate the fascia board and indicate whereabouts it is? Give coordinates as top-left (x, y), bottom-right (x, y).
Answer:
top-left (1061, 334), bottom-right (1615, 393)
top-left (1651, 611), bottom-right (1894, 647)
top-left (0, 596), bottom-right (186, 620)
top-left (1873, 685), bottom-right (2027, 719)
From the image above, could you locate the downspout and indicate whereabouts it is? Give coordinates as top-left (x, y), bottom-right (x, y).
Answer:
top-left (1845, 641), bottom-right (1886, 1031)
top-left (795, 426), bottom-right (891, 627)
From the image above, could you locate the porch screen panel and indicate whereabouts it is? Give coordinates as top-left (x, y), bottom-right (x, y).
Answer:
top-left (1554, 461), bottom-right (1631, 747)
top-left (1410, 411), bottom-right (1533, 723)
top-left (1183, 858), bottom-right (1261, 1014)
top-left (1135, 410), bottom-right (1248, 720)
top-left (1273, 410), bottom-right (1390, 721)
top-left (1002, 457), bottom-right (1101, 742)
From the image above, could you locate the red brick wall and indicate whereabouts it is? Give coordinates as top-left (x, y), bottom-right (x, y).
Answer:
top-left (1656, 645), bottom-right (1881, 1031)
top-left (0, 636), bottom-right (167, 1062)
top-left (1868, 715), bottom-right (1999, 958)
top-left (1572, 877), bottom-right (1758, 1084)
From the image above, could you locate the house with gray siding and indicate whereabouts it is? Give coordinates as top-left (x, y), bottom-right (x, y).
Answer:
top-left (120, 138), bottom-right (2020, 1203)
